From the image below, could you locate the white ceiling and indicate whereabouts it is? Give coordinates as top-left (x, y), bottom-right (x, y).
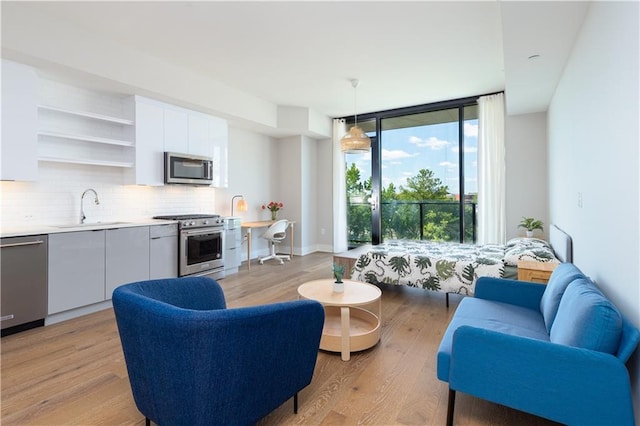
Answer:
top-left (1, 1), bottom-right (589, 119)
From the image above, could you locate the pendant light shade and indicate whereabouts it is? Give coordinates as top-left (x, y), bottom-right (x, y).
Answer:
top-left (341, 79), bottom-right (371, 154)
top-left (341, 125), bottom-right (371, 153)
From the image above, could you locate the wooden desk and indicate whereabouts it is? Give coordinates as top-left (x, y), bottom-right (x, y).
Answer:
top-left (241, 220), bottom-right (295, 271)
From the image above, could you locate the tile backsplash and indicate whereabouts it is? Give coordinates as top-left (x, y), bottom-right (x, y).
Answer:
top-left (1, 162), bottom-right (216, 228)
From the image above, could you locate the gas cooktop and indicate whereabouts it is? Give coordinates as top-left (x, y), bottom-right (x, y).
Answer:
top-left (153, 214), bottom-right (220, 220)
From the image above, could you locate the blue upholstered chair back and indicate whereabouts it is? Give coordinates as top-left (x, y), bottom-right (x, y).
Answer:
top-left (113, 276), bottom-right (325, 426)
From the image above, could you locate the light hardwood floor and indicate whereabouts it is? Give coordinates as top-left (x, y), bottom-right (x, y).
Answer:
top-left (1, 252), bottom-right (558, 425)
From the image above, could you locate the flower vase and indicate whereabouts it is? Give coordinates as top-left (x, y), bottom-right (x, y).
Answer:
top-left (526, 230), bottom-right (533, 238)
top-left (271, 210), bottom-right (277, 221)
top-left (333, 281), bottom-right (344, 293)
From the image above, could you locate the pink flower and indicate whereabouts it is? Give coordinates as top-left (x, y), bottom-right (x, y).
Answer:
top-left (262, 201), bottom-right (283, 212)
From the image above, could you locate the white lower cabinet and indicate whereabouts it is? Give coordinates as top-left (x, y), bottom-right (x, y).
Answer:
top-left (105, 227), bottom-right (150, 298)
top-left (48, 231), bottom-right (106, 315)
top-left (48, 226), bottom-right (153, 315)
top-left (149, 224), bottom-right (178, 279)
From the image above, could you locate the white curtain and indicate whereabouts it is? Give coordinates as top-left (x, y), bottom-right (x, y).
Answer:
top-left (332, 119), bottom-right (348, 253)
top-left (477, 93), bottom-right (506, 245)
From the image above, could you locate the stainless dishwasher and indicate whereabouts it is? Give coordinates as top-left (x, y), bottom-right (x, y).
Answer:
top-left (1, 235), bottom-right (48, 336)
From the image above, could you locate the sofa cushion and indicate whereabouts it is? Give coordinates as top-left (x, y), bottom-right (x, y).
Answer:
top-left (437, 297), bottom-right (548, 381)
top-left (550, 279), bottom-right (622, 355)
top-left (539, 263), bottom-right (585, 332)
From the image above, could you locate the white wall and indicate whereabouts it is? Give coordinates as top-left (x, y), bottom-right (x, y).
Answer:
top-left (547, 1), bottom-right (640, 420)
top-left (215, 126), bottom-right (275, 221)
top-left (316, 137), bottom-right (334, 251)
top-left (505, 112), bottom-right (548, 240)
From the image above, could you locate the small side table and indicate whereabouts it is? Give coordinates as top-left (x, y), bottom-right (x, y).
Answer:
top-left (297, 279), bottom-right (381, 361)
top-left (517, 260), bottom-right (558, 284)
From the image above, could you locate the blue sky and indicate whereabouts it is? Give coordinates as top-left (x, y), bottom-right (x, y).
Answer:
top-left (347, 120), bottom-right (478, 196)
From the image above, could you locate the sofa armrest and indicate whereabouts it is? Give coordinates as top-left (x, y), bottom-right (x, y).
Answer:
top-left (449, 325), bottom-right (635, 426)
top-left (474, 277), bottom-right (546, 310)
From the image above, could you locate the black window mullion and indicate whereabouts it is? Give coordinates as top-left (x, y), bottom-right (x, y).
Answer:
top-left (458, 106), bottom-right (465, 243)
top-left (371, 122), bottom-right (382, 245)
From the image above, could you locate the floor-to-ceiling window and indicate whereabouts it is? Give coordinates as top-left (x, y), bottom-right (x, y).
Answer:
top-left (344, 97), bottom-right (478, 248)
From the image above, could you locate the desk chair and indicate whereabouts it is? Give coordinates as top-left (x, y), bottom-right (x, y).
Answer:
top-left (259, 219), bottom-right (291, 265)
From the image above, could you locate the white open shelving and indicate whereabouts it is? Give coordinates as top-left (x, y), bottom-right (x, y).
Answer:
top-left (36, 82), bottom-right (135, 169)
top-left (37, 104), bottom-right (135, 125)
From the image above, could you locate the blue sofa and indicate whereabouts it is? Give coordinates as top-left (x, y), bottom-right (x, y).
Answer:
top-left (437, 263), bottom-right (640, 426)
top-left (112, 276), bottom-right (325, 426)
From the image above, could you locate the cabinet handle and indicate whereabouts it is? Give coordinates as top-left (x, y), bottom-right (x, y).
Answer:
top-left (0, 314), bottom-right (15, 322)
top-left (0, 240), bottom-right (45, 248)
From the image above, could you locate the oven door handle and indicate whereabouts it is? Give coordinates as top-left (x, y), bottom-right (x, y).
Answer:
top-left (181, 227), bottom-right (224, 236)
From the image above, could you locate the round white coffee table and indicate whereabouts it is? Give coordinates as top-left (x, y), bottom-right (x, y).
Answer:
top-left (298, 279), bottom-right (382, 361)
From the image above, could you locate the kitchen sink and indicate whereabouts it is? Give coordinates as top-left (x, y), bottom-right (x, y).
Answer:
top-left (54, 221), bottom-right (132, 228)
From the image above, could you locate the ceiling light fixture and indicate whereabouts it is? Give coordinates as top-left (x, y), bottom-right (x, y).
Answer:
top-left (341, 79), bottom-right (371, 154)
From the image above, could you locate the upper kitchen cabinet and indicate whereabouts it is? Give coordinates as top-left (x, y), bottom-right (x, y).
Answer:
top-left (163, 107), bottom-right (189, 154)
top-left (1, 59), bottom-right (38, 181)
top-left (188, 111), bottom-right (213, 158)
top-left (36, 78), bottom-right (135, 169)
top-left (127, 96), bottom-right (165, 185)
top-left (128, 96), bottom-right (228, 187)
top-left (210, 115), bottom-right (228, 188)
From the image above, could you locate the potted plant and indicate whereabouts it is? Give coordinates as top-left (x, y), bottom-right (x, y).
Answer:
top-left (518, 217), bottom-right (544, 237)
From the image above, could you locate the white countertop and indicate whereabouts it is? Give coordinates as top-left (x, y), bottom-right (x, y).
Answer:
top-left (0, 219), bottom-right (177, 238)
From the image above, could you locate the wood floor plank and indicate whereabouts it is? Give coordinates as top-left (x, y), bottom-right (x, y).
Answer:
top-left (1, 252), bottom-right (559, 425)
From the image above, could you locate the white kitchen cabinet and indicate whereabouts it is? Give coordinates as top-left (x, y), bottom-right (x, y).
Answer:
top-left (127, 97), bottom-right (165, 185)
top-left (224, 219), bottom-right (242, 274)
top-left (149, 223), bottom-right (178, 279)
top-left (1, 59), bottom-right (38, 181)
top-left (163, 107), bottom-right (188, 153)
top-left (188, 112), bottom-right (213, 158)
top-left (210, 115), bottom-right (228, 188)
top-left (131, 97), bottom-right (228, 185)
top-left (48, 231), bottom-right (106, 314)
top-left (105, 227), bottom-right (150, 298)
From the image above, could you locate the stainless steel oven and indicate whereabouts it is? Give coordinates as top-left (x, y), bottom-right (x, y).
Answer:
top-left (153, 214), bottom-right (225, 279)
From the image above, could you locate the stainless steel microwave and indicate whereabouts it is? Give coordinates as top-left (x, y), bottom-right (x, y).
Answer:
top-left (164, 152), bottom-right (213, 185)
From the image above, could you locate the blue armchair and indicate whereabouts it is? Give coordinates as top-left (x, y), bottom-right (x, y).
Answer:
top-left (112, 276), bottom-right (325, 426)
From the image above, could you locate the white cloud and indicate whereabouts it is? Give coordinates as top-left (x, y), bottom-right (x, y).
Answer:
top-left (440, 161), bottom-right (458, 169)
top-left (409, 136), bottom-right (450, 150)
top-left (464, 122), bottom-right (478, 137)
top-left (381, 149), bottom-right (419, 161)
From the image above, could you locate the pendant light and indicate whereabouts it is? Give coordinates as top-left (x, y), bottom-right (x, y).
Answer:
top-left (341, 79), bottom-right (371, 153)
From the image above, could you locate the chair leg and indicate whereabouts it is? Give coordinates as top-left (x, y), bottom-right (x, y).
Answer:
top-left (446, 292), bottom-right (450, 308)
top-left (145, 417), bottom-right (151, 426)
top-left (446, 389), bottom-right (455, 426)
top-left (293, 392), bottom-right (298, 414)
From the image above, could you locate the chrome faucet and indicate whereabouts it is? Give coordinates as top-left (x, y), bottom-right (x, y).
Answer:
top-left (80, 188), bottom-right (100, 224)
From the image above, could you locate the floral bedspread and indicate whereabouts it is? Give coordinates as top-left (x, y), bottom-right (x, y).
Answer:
top-left (351, 238), bottom-right (559, 295)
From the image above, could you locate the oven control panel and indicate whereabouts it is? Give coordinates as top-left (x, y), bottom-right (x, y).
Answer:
top-left (181, 218), bottom-right (225, 229)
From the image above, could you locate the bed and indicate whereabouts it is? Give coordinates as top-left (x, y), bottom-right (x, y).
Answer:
top-left (351, 224), bottom-right (572, 304)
